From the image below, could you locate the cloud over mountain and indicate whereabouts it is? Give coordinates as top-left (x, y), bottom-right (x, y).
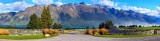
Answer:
top-left (32, 0), bottom-right (53, 5)
top-left (55, 2), bottom-right (64, 6)
top-left (0, 1), bottom-right (32, 12)
top-left (122, 6), bottom-right (160, 17)
top-left (97, 0), bottom-right (160, 17)
top-left (99, 0), bottom-right (118, 7)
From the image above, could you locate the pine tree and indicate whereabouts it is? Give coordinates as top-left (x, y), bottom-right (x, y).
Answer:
top-left (27, 13), bottom-right (40, 29)
top-left (40, 6), bottom-right (53, 28)
top-left (57, 24), bottom-right (62, 29)
top-left (92, 26), bottom-right (95, 29)
top-left (105, 21), bottom-right (114, 29)
top-left (53, 23), bottom-right (63, 29)
top-left (86, 26), bottom-right (89, 29)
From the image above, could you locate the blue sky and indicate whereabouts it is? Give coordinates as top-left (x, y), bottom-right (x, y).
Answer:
top-left (0, 0), bottom-right (160, 10)
top-left (113, 0), bottom-right (160, 10)
top-left (0, 0), bottom-right (160, 17)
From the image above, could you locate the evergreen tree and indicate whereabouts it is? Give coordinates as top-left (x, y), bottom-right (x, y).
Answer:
top-left (40, 6), bottom-right (53, 28)
top-left (99, 23), bottom-right (105, 29)
top-left (53, 23), bottom-right (62, 29)
top-left (57, 24), bottom-right (62, 29)
top-left (53, 23), bottom-right (58, 29)
top-left (27, 13), bottom-right (40, 29)
top-left (0, 26), bottom-right (3, 29)
top-left (86, 26), bottom-right (89, 29)
top-left (92, 26), bottom-right (95, 29)
top-left (105, 21), bottom-right (114, 29)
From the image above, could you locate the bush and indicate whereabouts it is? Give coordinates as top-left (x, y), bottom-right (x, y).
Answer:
top-left (42, 28), bottom-right (59, 37)
top-left (49, 29), bottom-right (59, 35)
top-left (93, 29), bottom-right (100, 36)
top-left (86, 28), bottom-right (109, 35)
top-left (0, 29), bottom-right (10, 35)
top-left (42, 29), bottom-right (50, 35)
top-left (99, 28), bottom-right (109, 35)
top-left (52, 23), bottom-right (63, 29)
top-left (85, 29), bottom-right (93, 35)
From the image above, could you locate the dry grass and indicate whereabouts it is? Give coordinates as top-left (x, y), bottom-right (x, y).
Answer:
top-left (99, 28), bottom-right (109, 35)
top-left (93, 29), bottom-right (100, 36)
top-left (42, 29), bottom-right (59, 35)
top-left (0, 29), bottom-right (9, 35)
top-left (64, 30), bottom-right (71, 34)
top-left (86, 28), bottom-right (109, 35)
top-left (49, 29), bottom-right (59, 35)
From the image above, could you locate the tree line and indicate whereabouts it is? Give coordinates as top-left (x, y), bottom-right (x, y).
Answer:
top-left (85, 21), bottom-right (114, 29)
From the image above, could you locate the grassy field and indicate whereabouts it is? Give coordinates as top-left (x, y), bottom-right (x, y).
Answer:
top-left (119, 27), bottom-right (160, 30)
top-left (0, 34), bottom-right (57, 40)
top-left (96, 34), bottom-right (160, 38)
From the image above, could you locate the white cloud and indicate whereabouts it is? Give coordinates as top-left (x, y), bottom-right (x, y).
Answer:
top-left (87, 4), bottom-right (91, 5)
top-left (0, 3), bottom-right (3, 6)
top-left (122, 5), bottom-right (160, 17)
top-left (55, 2), bottom-right (64, 6)
top-left (99, 0), bottom-right (118, 7)
top-left (0, 1), bottom-right (32, 12)
top-left (98, 0), bottom-right (160, 17)
top-left (157, 6), bottom-right (160, 12)
top-left (32, 0), bottom-right (53, 5)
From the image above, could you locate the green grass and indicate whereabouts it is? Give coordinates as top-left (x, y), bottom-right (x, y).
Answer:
top-left (0, 34), bottom-right (57, 40)
top-left (119, 27), bottom-right (160, 30)
top-left (96, 34), bottom-right (160, 38)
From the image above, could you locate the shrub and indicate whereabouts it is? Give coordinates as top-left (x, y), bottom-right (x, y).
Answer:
top-left (86, 28), bottom-right (109, 35)
top-left (93, 29), bottom-right (100, 36)
top-left (49, 29), bottom-right (54, 35)
top-left (85, 29), bottom-right (93, 35)
top-left (99, 28), bottom-right (109, 35)
top-left (42, 29), bottom-right (50, 36)
top-left (49, 29), bottom-right (59, 35)
top-left (52, 23), bottom-right (63, 29)
top-left (0, 29), bottom-right (9, 35)
top-left (42, 28), bottom-right (59, 37)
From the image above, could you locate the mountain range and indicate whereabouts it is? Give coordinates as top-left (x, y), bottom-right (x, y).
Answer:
top-left (0, 2), bottom-right (160, 28)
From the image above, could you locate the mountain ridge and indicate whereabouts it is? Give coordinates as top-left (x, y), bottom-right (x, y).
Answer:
top-left (0, 3), bottom-right (160, 28)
